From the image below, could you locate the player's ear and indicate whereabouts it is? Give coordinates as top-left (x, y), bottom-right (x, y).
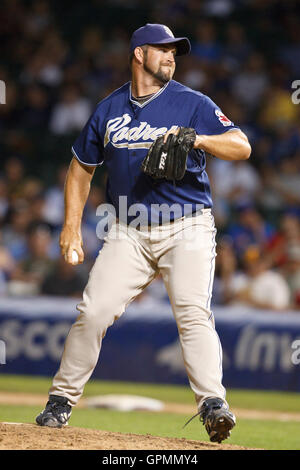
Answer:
top-left (133, 46), bottom-right (145, 65)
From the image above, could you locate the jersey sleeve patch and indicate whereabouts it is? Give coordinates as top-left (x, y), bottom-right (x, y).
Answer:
top-left (215, 109), bottom-right (233, 127)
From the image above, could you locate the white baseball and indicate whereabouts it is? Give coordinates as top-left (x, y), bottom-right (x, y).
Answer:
top-left (71, 250), bottom-right (79, 264)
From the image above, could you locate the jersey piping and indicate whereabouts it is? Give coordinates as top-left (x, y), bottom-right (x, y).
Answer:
top-left (129, 81), bottom-right (170, 108)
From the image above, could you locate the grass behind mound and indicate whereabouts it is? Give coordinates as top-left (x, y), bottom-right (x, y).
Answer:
top-left (1, 374), bottom-right (300, 413)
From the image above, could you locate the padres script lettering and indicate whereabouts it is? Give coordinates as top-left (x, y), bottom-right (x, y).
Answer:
top-left (104, 113), bottom-right (178, 148)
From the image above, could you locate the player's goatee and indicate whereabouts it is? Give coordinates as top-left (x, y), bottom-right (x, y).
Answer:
top-left (143, 63), bottom-right (171, 84)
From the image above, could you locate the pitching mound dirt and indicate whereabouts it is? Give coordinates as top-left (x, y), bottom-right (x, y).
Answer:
top-left (0, 422), bottom-right (251, 450)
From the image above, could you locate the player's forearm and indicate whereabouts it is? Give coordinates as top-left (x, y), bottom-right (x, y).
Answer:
top-left (63, 157), bottom-right (95, 230)
top-left (194, 130), bottom-right (251, 161)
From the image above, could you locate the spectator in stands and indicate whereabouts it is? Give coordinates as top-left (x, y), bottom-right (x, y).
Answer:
top-left (37, 30), bottom-right (68, 87)
top-left (43, 165), bottom-right (68, 228)
top-left (213, 237), bottom-right (248, 305)
top-left (207, 158), bottom-right (261, 228)
top-left (20, 84), bottom-right (51, 130)
top-left (202, 0), bottom-right (235, 17)
top-left (231, 53), bottom-right (269, 113)
top-left (279, 21), bottom-right (300, 76)
top-left (23, 0), bottom-right (53, 38)
top-left (3, 156), bottom-right (26, 204)
top-left (20, 29), bottom-right (67, 88)
top-left (0, 233), bottom-right (15, 296)
top-left (21, 177), bottom-right (44, 203)
top-left (49, 84), bottom-right (92, 135)
top-left (2, 201), bottom-right (32, 261)
top-left (79, 26), bottom-right (104, 59)
top-left (283, 245), bottom-right (300, 309)
top-left (221, 22), bottom-right (252, 71)
top-left (225, 204), bottom-right (275, 261)
top-left (0, 178), bottom-right (9, 223)
top-left (178, 55), bottom-right (207, 91)
top-left (41, 256), bottom-right (86, 297)
top-left (224, 245), bottom-right (291, 311)
top-left (192, 21), bottom-right (221, 64)
top-left (19, 54), bottom-right (49, 86)
top-left (267, 125), bottom-right (300, 167)
top-left (30, 193), bottom-right (49, 227)
top-left (259, 84), bottom-right (299, 131)
top-left (267, 211), bottom-right (300, 268)
top-left (8, 223), bottom-right (54, 296)
top-left (262, 155), bottom-right (300, 209)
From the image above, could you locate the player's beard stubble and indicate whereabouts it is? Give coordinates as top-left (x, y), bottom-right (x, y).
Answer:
top-left (143, 55), bottom-right (174, 85)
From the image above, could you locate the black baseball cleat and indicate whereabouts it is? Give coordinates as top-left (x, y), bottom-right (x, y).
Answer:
top-left (199, 397), bottom-right (236, 443)
top-left (36, 394), bottom-right (72, 428)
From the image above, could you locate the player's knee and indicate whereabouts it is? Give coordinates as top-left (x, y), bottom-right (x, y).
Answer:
top-left (175, 303), bottom-right (213, 326)
top-left (76, 298), bottom-right (121, 332)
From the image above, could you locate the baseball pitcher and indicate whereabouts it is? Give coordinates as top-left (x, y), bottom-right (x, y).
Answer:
top-left (36, 24), bottom-right (251, 443)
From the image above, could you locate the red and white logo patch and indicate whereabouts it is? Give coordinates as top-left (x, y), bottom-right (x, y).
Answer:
top-left (215, 109), bottom-right (232, 127)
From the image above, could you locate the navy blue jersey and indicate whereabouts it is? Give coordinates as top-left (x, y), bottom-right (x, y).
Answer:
top-left (72, 80), bottom-right (239, 223)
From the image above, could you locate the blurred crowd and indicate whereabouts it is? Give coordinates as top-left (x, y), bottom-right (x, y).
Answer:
top-left (1, 0), bottom-right (300, 310)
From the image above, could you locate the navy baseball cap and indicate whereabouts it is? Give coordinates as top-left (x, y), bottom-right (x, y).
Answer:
top-left (130, 24), bottom-right (191, 56)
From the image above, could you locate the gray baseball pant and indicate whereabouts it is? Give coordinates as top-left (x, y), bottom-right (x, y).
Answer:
top-left (49, 209), bottom-right (226, 409)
